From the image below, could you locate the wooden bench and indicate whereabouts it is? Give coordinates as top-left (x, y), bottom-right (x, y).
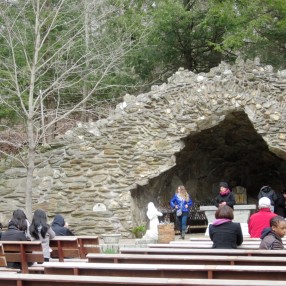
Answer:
top-left (0, 244), bottom-right (7, 267)
top-left (1, 241), bottom-right (44, 274)
top-left (77, 236), bottom-right (100, 258)
top-left (50, 236), bottom-right (80, 262)
top-left (86, 253), bottom-right (286, 266)
top-left (148, 243), bottom-right (259, 249)
top-left (50, 236), bottom-right (100, 261)
top-left (120, 247), bottom-right (286, 256)
top-left (42, 261), bottom-right (286, 280)
top-left (1, 273), bottom-right (286, 286)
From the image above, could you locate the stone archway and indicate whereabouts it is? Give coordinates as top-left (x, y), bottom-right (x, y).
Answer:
top-left (131, 110), bottom-right (286, 226)
top-left (0, 58), bottom-right (286, 237)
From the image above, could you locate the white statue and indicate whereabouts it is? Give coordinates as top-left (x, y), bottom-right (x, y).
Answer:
top-left (143, 202), bottom-right (163, 240)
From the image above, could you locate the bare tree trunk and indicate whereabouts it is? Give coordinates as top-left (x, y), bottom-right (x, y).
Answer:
top-left (81, 0), bottom-right (90, 122)
top-left (25, 119), bottom-right (36, 221)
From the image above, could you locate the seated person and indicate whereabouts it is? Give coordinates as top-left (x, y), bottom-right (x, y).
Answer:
top-left (259, 216), bottom-right (286, 250)
top-left (1, 219), bottom-right (27, 269)
top-left (209, 205), bottom-right (243, 249)
top-left (248, 197), bottom-right (277, 238)
top-left (51, 214), bottom-right (74, 236)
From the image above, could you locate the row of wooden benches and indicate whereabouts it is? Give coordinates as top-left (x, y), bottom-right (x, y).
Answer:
top-left (2, 245), bottom-right (286, 285)
top-left (0, 235), bottom-right (100, 273)
top-left (1, 236), bottom-right (286, 285)
top-left (1, 272), bottom-right (285, 286)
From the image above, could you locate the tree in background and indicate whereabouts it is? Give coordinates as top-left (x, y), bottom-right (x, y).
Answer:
top-left (206, 0), bottom-right (286, 69)
top-left (0, 0), bottom-right (145, 219)
top-left (121, 0), bottom-right (285, 86)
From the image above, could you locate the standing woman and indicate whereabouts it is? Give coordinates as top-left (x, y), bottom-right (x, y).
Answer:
top-left (170, 185), bottom-right (193, 239)
top-left (29, 209), bottom-right (55, 262)
top-left (215, 182), bottom-right (236, 209)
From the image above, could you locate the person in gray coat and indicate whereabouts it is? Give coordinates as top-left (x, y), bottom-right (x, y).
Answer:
top-left (259, 216), bottom-right (286, 250)
top-left (29, 209), bottom-right (55, 261)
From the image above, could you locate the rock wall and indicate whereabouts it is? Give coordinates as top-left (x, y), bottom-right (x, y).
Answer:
top-left (0, 58), bottom-right (286, 237)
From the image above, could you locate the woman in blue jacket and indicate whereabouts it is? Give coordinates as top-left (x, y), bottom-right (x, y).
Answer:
top-left (170, 185), bottom-right (193, 239)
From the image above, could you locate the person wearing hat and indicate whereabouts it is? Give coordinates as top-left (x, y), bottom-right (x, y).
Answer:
top-left (248, 197), bottom-right (278, 238)
top-left (214, 182), bottom-right (236, 209)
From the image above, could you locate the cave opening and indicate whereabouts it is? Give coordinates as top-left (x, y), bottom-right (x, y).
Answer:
top-left (131, 111), bottom-right (286, 226)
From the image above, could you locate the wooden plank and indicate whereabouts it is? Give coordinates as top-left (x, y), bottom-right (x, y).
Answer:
top-left (0, 245), bottom-right (7, 267)
top-left (1, 273), bottom-right (286, 286)
top-left (147, 243), bottom-right (259, 249)
top-left (86, 253), bottom-right (286, 266)
top-left (1, 241), bottom-right (44, 274)
top-left (50, 237), bottom-right (80, 262)
top-left (42, 262), bottom-right (286, 280)
top-left (76, 236), bottom-right (100, 258)
top-left (120, 247), bottom-right (286, 256)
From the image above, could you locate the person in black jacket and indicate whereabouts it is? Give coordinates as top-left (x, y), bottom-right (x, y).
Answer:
top-left (51, 214), bottom-right (74, 236)
top-left (1, 219), bottom-right (27, 269)
top-left (209, 205), bottom-right (243, 249)
top-left (274, 190), bottom-right (286, 218)
top-left (214, 182), bottom-right (236, 209)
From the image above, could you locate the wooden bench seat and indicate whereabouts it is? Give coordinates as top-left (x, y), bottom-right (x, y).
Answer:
top-left (1, 241), bottom-right (44, 274)
top-left (77, 236), bottom-right (100, 258)
top-left (41, 261), bottom-right (286, 280)
top-left (120, 247), bottom-right (286, 256)
top-left (0, 244), bottom-right (7, 267)
top-left (148, 243), bottom-right (259, 249)
top-left (50, 236), bottom-right (100, 261)
top-left (86, 253), bottom-right (286, 266)
top-left (50, 237), bottom-right (80, 262)
top-left (1, 273), bottom-right (286, 286)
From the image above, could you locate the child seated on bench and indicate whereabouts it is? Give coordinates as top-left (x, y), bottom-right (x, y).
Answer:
top-left (260, 216), bottom-right (286, 250)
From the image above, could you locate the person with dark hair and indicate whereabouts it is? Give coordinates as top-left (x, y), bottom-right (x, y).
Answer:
top-left (214, 182), bottom-right (236, 209)
top-left (274, 189), bottom-right (286, 218)
top-left (51, 214), bottom-right (74, 236)
top-left (258, 185), bottom-right (277, 212)
top-left (29, 209), bottom-right (55, 262)
top-left (259, 216), bottom-right (286, 250)
top-left (12, 209), bottom-right (30, 239)
top-left (209, 205), bottom-right (243, 249)
top-left (1, 219), bottom-right (27, 269)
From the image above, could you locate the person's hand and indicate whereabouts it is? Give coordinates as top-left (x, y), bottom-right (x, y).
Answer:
top-left (185, 204), bottom-right (188, 208)
top-left (219, 202), bottom-right (226, 206)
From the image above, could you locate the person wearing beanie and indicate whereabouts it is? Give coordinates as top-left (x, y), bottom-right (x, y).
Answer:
top-left (248, 197), bottom-right (278, 238)
top-left (214, 182), bottom-right (236, 209)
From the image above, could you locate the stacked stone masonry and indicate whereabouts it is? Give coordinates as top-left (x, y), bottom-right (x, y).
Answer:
top-left (0, 58), bottom-right (286, 237)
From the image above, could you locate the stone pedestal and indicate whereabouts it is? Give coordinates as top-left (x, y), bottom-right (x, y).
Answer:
top-left (200, 205), bottom-right (256, 236)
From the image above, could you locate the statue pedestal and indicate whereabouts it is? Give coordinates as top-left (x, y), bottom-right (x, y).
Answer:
top-left (200, 205), bottom-right (256, 236)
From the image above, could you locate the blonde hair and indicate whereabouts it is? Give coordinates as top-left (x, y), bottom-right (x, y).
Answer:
top-left (178, 185), bottom-right (189, 201)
